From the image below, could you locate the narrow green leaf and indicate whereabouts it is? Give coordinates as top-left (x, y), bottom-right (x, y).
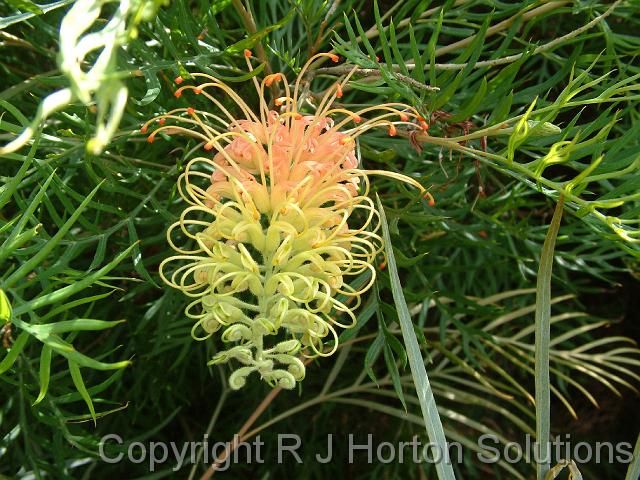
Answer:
top-left (30, 319), bottom-right (126, 335)
top-left (449, 77), bottom-right (487, 122)
top-left (225, 9), bottom-right (294, 55)
top-left (364, 329), bottom-right (385, 384)
top-left (388, 20), bottom-right (409, 76)
top-left (341, 14), bottom-right (360, 56)
top-left (386, 332), bottom-right (408, 369)
top-left (13, 242), bottom-right (138, 315)
top-left (0, 289), bottom-right (11, 323)
top-left (624, 432), bottom-right (640, 480)
top-left (352, 11), bottom-right (380, 63)
top-left (10, 317), bottom-right (131, 370)
top-left (0, 224), bottom-right (41, 263)
top-left (54, 368), bottom-right (124, 404)
top-left (64, 401), bottom-right (129, 423)
top-left (59, 347), bottom-right (131, 371)
top-left (488, 90), bottom-right (513, 124)
top-left (127, 219), bottom-right (159, 287)
top-left (351, 10), bottom-right (418, 104)
top-left (392, 246), bottom-right (428, 267)
top-left (211, 62), bottom-right (265, 82)
top-left (210, 0), bottom-right (231, 15)
top-left (4, 169), bottom-right (55, 244)
top-left (5, 0), bottom-right (43, 15)
top-left (68, 359), bottom-right (96, 425)
top-left (33, 345), bottom-right (52, 405)
top-left (432, 69), bottom-right (464, 111)
top-left (373, 0), bottom-right (393, 68)
top-left (428, 8), bottom-right (444, 87)
top-left (535, 195), bottom-right (565, 480)
top-left (131, 70), bottom-right (161, 106)
top-left (34, 332), bottom-right (75, 353)
top-left (0, 98), bottom-right (31, 126)
top-left (0, 131), bottom-right (35, 210)
top-left (0, 0), bottom-right (73, 29)
top-left (0, 331), bottom-right (29, 375)
top-left (376, 194), bottom-right (456, 480)
top-left (383, 341), bottom-right (407, 411)
top-left (338, 295), bottom-right (376, 343)
top-left (4, 180), bottom-right (104, 288)
top-left (41, 290), bottom-right (116, 322)
top-left (408, 25), bottom-right (426, 85)
top-left (88, 235), bottom-right (109, 271)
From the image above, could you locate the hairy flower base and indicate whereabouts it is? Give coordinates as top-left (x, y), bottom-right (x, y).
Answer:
top-left (153, 52), bottom-right (428, 389)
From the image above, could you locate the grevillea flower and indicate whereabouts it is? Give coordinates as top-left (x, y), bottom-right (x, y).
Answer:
top-left (152, 52), bottom-right (431, 390)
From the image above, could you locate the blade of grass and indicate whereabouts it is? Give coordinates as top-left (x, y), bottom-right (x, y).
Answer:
top-left (376, 194), bottom-right (456, 480)
top-left (535, 195), bottom-right (565, 480)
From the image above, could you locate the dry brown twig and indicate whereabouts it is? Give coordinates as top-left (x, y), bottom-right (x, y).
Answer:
top-left (198, 358), bottom-right (314, 480)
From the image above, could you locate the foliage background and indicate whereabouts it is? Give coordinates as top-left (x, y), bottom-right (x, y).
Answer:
top-left (1, 0), bottom-right (639, 478)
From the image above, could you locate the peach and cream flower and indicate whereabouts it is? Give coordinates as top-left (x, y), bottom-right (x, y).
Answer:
top-left (152, 52), bottom-right (431, 389)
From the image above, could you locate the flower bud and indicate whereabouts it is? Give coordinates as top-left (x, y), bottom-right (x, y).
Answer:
top-left (253, 317), bottom-right (276, 336)
top-left (237, 243), bottom-right (259, 274)
top-left (221, 324), bottom-right (252, 343)
top-left (229, 366), bottom-right (257, 390)
top-left (270, 339), bottom-right (301, 355)
top-left (201, 313), bottom-right (221, 333)
top-left (264, 224), bottom-right (282, 255)
top-left (272, 235), bottom-right (293, 266)
top-left (263, 369), bottom-right (297, 390)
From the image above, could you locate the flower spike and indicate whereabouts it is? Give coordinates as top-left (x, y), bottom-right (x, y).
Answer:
top-left (152, 54), bottom-right (427, 390)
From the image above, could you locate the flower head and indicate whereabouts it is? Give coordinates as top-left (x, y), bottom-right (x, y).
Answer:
top-left (154, 53), bottom-right (428, 389)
